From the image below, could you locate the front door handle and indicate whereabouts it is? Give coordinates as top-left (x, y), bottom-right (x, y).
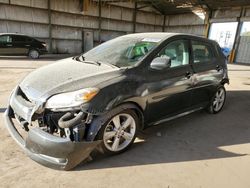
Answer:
top-left (6, 44), bottom-right (12, 47)
top-left (25, 45), bottom-right (30, 47)
top-left (185, 71), bottom-right (193, 79)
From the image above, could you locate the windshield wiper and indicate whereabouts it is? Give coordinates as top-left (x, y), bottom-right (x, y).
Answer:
top-left (83, 60), bottom-right (101, 66)
top-left (73, 55), bottom-right (101, 66)
top-left (73, 55), bottom-right (120, 68)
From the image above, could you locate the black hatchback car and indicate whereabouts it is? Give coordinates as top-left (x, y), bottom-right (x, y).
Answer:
top-left (4, 33), bottom-right (229, 170)
top-left (0, 33), bottom-right (47, 59)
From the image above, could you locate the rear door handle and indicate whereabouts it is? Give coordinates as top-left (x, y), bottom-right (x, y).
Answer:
top-left (216, 65), bottom-right (222, 71)
top-left (185, 71), bottom-right (193, 79)
top-left (6, 44), bottom-right (12, 47)
top-left (25, 45), bottom-right (30, 47)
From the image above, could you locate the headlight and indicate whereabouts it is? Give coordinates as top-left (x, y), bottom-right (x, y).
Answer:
top-left (45, 88), bottom-right (99, 109)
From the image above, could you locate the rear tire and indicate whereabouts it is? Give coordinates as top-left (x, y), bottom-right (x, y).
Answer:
top-left (207, 85), bottom-right (226, 114)
top-left (28, 49), bottom-right (40, 59)
top-left (96, 109), bottom-right (139, 155)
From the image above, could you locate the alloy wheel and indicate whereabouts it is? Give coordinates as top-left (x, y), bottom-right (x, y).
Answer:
top-left (103, 113), bottom-right (136, 152)
top-left (29, 50), bottom-right (39, 59)
top-left (213, 87), bottom-right (226, 112)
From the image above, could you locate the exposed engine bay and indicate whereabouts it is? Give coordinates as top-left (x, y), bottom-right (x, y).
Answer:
top-left (39, 110), bottom-right (90, 142)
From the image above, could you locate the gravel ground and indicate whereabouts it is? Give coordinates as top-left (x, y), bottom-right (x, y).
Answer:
top-left (0, 56), bottom-right (250, 188)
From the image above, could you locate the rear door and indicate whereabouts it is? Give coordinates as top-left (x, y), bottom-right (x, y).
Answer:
top-left (190, 39), bottom-right (223, 107)
top-left (0, 35), bottom-right (13, 55)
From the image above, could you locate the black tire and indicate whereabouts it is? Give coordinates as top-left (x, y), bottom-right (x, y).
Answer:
top-left (96, 109), bottom-right (139, 155)
top-left (207, 85), bottom-right (226, 114)
top-left (28, 49), bottom-right (40, 59)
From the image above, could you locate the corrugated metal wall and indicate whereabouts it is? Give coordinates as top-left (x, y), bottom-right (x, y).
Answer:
top-left (164, 13), bottom-right (205, 36)
top-left (235, 8), bottom-right (250, 64)
top-left (0, 0), bottom-right (206, 54)
top-left (236, 36), bottom-right (250, 64)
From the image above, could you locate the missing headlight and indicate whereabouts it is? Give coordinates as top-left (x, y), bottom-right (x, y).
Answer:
top-left (42, 110), bottom-right (88, 142)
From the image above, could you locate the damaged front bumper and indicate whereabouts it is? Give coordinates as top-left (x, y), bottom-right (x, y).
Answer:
top-left (4, 106), bottom-right (101, 170)
top-left (4, 107), bottom-right (101, 170)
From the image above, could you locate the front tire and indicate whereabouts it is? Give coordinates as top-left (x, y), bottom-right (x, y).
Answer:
top-left (207, 86), bottom-right (226, 114)
top-left (96, 109), bottom-right (139, 154)
top-left (28, 49), bottom-right (40, 59)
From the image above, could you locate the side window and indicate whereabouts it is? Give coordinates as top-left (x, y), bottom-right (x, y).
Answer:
top-left (13, 35), bottom-right (27, 42)
top-left (26, 37), bottom-right (33, 42)
top-left (156, 40), bottom-right (189, 68)
top-left (192, 41), bottom-right (214, 63)
top-left (0, 35), bottom-right (12, 43)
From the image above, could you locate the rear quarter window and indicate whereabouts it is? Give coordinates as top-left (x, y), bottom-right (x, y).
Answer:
top-left (191, 40), bottom-right (215, 63)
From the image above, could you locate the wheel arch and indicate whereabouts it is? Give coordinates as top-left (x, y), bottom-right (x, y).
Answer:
top-left (28, 48), bottom-right (40, 53)
top-left (86, 102), bottom-right (145, 142)
top-left (119, 101), bottom-right (145, 129)
top-left (220, 78), bottom-right (229, 85)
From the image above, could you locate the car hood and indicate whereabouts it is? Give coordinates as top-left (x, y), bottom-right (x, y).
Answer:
top-left (19, 57), bottom-right (121, 101)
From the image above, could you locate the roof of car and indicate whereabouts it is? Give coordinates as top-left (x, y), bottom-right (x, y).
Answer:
top-left (121, 32), bottom-right (208, 41)
top-left (0, 33), bottom-right (27, 36)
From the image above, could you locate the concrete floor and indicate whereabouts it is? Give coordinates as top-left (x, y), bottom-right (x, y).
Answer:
top-left (0, 56), bottom-right (250, 188)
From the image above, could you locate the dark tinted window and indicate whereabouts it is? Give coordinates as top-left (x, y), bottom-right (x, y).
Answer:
top-left (26, 37), bottom-right (33, 42)
top-left (13, 35), bottom-right (28, 42)
top-left (156, 40), bottom-right (189, 68)
top-left (192, 41), bottom-right (214, 63)
top-left (0, 35), bottom-right (12, 43)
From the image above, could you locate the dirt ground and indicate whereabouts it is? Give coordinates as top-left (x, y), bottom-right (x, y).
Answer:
top-left (0, 56), bottom-right (250, 188)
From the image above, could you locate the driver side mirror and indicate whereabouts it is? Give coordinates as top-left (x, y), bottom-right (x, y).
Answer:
top-left (150, 56), bottom-right (171, 70)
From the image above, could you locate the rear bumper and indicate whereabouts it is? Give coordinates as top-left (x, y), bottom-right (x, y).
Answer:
top-left (4, 107), bottom-right (101, 170)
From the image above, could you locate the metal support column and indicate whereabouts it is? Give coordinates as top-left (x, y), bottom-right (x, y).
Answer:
top-left (232, 7), bottom-right (246, 63)
top-left (162, 15), bottom-right (166, 32)
top-left (204, 10), bottom-right (212, 38)
top-left (132, 2), bottom-right (137, 33)
top-left (48, 0), bottom-right (52, 53)
top-left (98, 0), bottom-right (102, 43)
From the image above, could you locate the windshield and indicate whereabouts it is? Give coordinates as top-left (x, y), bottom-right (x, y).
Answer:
top-left (82, 35), bottom-right (162, 67)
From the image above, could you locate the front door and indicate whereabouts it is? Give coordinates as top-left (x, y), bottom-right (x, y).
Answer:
top-left (144, 39), bottom-right (194, 124)
top-left (0, 35), bottom-right (13, 55)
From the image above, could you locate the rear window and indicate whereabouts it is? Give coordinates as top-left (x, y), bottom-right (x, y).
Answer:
top-left (0, 35), bottom-right (12, 43)
top-left (192, 41), bottom-right (214, 63)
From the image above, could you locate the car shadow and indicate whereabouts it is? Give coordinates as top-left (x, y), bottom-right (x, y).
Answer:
top-left (75, 90), bottom-right (250, 171)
